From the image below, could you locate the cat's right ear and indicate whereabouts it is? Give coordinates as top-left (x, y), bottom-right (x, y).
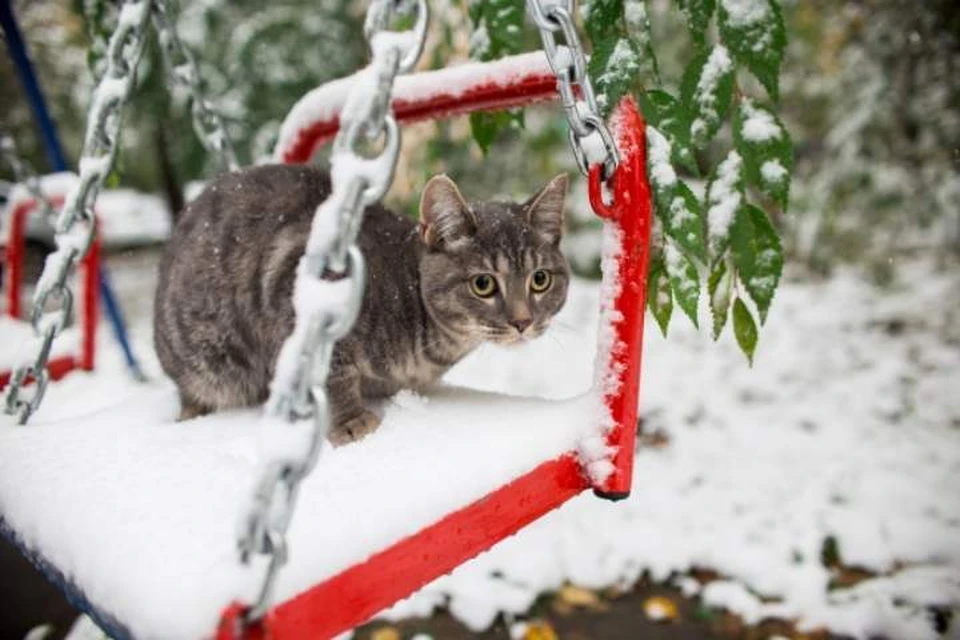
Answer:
top-left (419, 175), bottom-right (477, 251)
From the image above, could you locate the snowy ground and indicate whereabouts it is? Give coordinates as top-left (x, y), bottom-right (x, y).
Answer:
top-left (5, 252), bottom-right (960, 640)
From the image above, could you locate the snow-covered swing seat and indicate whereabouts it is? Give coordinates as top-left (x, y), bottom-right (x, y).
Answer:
top-left (0, 54), bottom-right (652, 639)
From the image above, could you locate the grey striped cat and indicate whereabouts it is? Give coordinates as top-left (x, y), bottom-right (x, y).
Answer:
top-left (154, 164), bottom-right (569, 444)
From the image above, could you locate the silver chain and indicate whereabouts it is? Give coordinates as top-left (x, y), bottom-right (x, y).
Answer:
top-left (526, 0), bottom-right (619, 179)
top-left (234, 0), bottom-right (428, 626)
top-left (0, 132), bottom-right (58, 226)
top-left (151, 0), bottom-right (238, 172)
top-left (2, 0), bottom-right (151, 425)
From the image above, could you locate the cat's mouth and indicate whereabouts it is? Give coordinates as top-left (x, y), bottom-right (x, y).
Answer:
top-left (482, 323), bottom-right (548, 345)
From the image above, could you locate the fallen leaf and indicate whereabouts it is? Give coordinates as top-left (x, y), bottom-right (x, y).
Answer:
top-left (642, 595), bottom-right (678, 622)
top-left (524, 619), bottom-right (559, 640)
top-left (370, 626), bottom-right (401, 640)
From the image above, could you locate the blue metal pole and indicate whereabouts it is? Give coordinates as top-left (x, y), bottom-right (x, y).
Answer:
top-left (1, 0), bottom-right (145, 381)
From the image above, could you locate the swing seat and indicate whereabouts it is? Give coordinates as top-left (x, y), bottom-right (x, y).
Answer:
top-left (0, 53), bottom-right (651, 639)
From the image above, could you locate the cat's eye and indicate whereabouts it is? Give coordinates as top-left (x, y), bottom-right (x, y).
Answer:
top-left (470, 274), bottom-right (498, 298)
top-left (530, 269), bottom-right (552, 293)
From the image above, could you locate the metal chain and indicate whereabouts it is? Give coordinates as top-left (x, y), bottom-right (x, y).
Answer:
top-left (234, 0), bottom-right (428, 627)
top-left (0, 132), bottom-right (58, 225)
top-left (151, 0), bottom-right (238, 172)
top-left (526, 0), bottom-right (619, 180)
top-left (2, 0), bottom-right (151, 425)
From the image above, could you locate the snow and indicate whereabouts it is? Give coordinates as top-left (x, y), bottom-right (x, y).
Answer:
top-left (2, 243), bottom-right (959, 640)
top-left (741, 100), bottom-right (782, 143)
top-left (646, 126), bottom-right (677, 188)
top-left (274, 52), bottom-right (552, 162)
top-left (377, 261), bottom-right (960, 638)
top-left (706, 151), bottom-right (743, 252)
top-left (690, 45), bottom-right (732, 142)
top-left (761, 159), bottom-right (788, 185)
top-left (721, 0), bottom-right (770, 28)
top-left (0, 316), bottom-right (79, 370)
top-left (3, 172), bottom-right (171, 247)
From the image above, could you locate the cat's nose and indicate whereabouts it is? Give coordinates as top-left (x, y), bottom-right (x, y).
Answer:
top-left (511, 318), bottom-right (533, 334)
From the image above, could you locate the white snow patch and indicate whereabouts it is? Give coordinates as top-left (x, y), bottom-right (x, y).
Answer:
top-left (761, 159), bottom-right (788, 185)
top-left (741, 100), bottom-right (782, 143)
top-left (706, 151), bottom-right (743, 250)
top-left (646, 126), bottom-right (677, 189)
top-left (721, 0), bottom-right (770, 28)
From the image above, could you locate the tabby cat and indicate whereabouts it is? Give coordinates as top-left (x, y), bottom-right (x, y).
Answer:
top-left (154, 164), bottom-right (570, 444)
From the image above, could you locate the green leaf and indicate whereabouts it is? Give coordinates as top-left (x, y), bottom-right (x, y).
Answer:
top-left (623, 0), bottom-right (661, 83)
top-left (648, 253), bottom-right (674, 335)
top-left (729, 203), bottom-right (783, 323)
top-left (732, 297), bottom-right (758, 363)
top-left (664, 242), bottom-right (700, 327)
top-left (468, 0), bottom-right (525, 61)
top-left (676, 0), bottom-right (716, 46)
top-left (666, 181), bottom-right (707, 262)
top-left (470, 110), bottom-right (522, 154)
top-left (708, 259), bottom-right (732, 339)
top-left (681, 45), bottom-right (735, 148)
top-left (733, 99), bottom-right (793, 209)
top-left (705, 150), bottom-right (744, 262)
top-left (638, 90), bottom-right (696, 173)
top-left (718, 0), bottom-right (787, 101)
top-left (584, 0), bottom-right (624, 43)
top-left (590, 37), bottom-right (644, 116)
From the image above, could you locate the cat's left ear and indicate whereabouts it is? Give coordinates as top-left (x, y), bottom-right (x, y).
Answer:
top-left (525, 173), bottom-right (568, 244)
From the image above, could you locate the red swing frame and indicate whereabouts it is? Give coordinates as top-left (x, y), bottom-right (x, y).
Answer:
top-left (0, 196), bottom-right (100, 389)
top-left (219, 56), bottom-right (653, 639)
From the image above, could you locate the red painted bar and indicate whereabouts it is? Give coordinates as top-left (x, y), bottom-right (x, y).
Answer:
top-left (0, 196), bottom-right (100, 387)
top-left (219, 456), bottom-right (589, 640)
top-left (594, 98), bottom-right (652, 498)
top-left (279, 73), bottom-right (558, 164)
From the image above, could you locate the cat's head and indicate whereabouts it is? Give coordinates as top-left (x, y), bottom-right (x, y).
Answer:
top-left (417, 173), bottom-right (570, 345)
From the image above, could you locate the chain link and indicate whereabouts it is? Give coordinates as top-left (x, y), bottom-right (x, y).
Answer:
top-left (526, 0), bottom-right (619, 180)
top-left (2, 0), bottom-right (150, 425)
top-left (234, 0), bottom-right (429, 626)
top-left (151, 0), bottom-right (238, 172)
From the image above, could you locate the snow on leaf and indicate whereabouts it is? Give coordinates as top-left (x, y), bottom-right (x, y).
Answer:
top-left (647, 252), bottom-right (673, 335)
top-left (705, 150), bottom-right (744, 261)
top-left (682, 45), bottom-right (734, 148)
top-left (718, 0), bottom-right (786, 100)
top-left (591, 37), bottom-right (642, 115)
top-left (638, 90), bottom-right (697, 173)
top-left (647, 126), bottom-right (677, 190)
top-left (665, 241), bottom-right (701, 327)
top-left (729, 203), bottom-right (783, 323)
top-left (676, 0), bottom-right (716, 46)
top-left (733, 99), bottom-right (793, 209)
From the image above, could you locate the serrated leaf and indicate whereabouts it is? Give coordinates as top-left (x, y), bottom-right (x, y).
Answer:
top-left (664, 242), bottom-right (700, 327)
top-left (666, 181), bottom-right (706, 262)
top-left (708, 259), bottom-right (731, 339)
top-left (638, 90), bottom-right (696, 173)
top-left (584, 0), bottom-right (624, 43)
top-left (470, 110), bottom-right (522, 153)
top-left (676, 0), bottom-right (716, 46)
top-left (590, 37), bottom-right (644, 116)
top-left (705, 150), bottom-right (744, 262)
top-left (681, 45), bottom-right (734, 148)
top-left (732, 297), bottom-right (758, 363)
top-left (729, 203), bottom-right (783, 322)
top-left (733, 99), bottom-right (793, 209)
top-left (648, 253), bottom-right (673, 335)
top-left (718, 0), bottom-right (786, 101)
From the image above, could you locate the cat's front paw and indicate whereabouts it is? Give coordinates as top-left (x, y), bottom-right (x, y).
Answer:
top-left (329, 410), bottom-right (381, 447)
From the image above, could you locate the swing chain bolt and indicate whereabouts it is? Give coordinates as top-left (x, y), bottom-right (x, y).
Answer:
top-left (2, 0), bottom-right (151, 426)
top-left (234, 0), bottom-right (429, 630)
top-left (527, 0), bottom-right (619, 181)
